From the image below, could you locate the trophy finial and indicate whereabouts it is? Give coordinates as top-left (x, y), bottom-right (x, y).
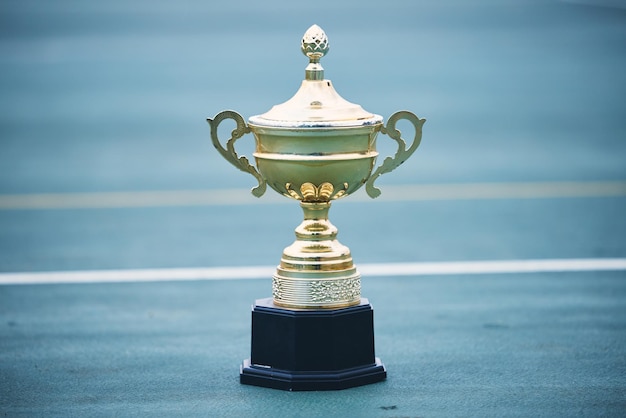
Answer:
top-left (301, 24), bottom-right (328, 80)
top-left (301, 24), bottom-right (329, 60)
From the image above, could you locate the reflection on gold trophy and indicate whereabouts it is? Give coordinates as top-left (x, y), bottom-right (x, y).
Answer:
top-left (207, 25), bottom-right (425, 390)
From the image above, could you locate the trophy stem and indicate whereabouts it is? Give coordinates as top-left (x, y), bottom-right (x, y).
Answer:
top-left (272, 201), bottom-right (361, 309)
top-left (295, 201), bottom-right (338, 245)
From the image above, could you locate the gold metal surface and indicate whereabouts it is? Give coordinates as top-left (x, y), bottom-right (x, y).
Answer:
top-left (273, 201), bottom-right (361, 309)
top-left (366, 111), bottom-right (426, 198)
top-left (207, 25), bottom-right (425, 309)
top-left (207, 110), bottom-right (266, 198)
top-left (301, 24), bottom-right (329, 81)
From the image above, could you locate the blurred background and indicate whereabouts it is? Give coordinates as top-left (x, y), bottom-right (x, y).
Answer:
top-left (1, 0), bottom-right (625, 273)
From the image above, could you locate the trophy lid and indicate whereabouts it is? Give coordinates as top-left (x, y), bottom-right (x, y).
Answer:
top-left (248, 25), bottom-right (383, 128)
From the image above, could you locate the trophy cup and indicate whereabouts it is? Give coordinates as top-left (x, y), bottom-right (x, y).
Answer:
top-left (207, 25), bottom-right (425, 390)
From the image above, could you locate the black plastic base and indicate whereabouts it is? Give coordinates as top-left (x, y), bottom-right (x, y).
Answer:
top-left (240, 358), bottom-right (386, 391)
top-left (240, 298), bottom-right (386, 391)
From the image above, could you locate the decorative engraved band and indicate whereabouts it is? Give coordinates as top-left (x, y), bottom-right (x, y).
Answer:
top-left (272, 273), bottom-right (361, 309)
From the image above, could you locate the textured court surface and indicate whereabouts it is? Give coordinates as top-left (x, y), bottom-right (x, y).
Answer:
top-left (1, 0), bottom-right (626, 416)
top-left (2, 273), bottom-right (625, 416)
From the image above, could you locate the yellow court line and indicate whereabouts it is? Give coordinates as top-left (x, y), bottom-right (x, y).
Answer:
top-left (0, 181), bottom-right (625, 210)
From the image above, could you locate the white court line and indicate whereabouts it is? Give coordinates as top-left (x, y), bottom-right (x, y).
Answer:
top-left (0, 181), bottom-right (625, 209)
top-left (1, 258), bottom-right (625, 285)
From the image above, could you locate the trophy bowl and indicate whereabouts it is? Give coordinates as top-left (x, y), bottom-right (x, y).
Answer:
top-left (207, 24), bottom-right (425, 310)
top-left (251, 124), bottom-right (380, 202)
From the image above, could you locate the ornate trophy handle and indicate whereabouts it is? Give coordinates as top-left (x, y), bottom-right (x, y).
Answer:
top-left (207, 110), bottom-right (266, 197)
top-left (365, 111), bottom-right (426, 198)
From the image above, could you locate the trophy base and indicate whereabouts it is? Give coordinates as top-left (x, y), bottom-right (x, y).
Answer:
top-left (240, 298), bottom-right (386, 391)
top-left (240, 358), bottom-right (386, 391)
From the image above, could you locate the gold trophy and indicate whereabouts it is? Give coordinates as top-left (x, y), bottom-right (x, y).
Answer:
top-left (207, 25), bottom-right (424, 390)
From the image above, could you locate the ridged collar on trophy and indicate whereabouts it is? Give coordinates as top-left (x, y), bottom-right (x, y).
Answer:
top-left (248, 79), bottom-right (383, 129)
